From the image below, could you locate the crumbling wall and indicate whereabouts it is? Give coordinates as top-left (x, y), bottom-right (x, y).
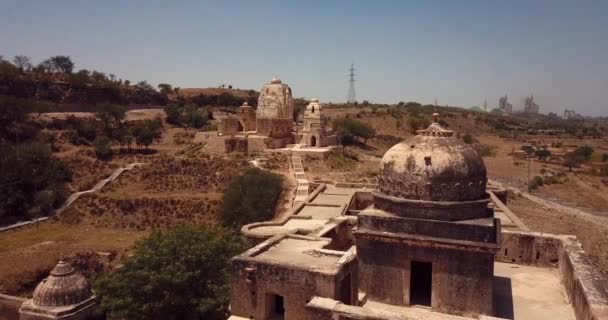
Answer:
top-left (219, 118), bottom-right (243, 135)
top-left (496, 230), bottom-right (562, 267)
top-left (559, 238), bottom-right (608, 320)
top-left (230, 259), bottom-right (356, 320)
top-left (225, 137), bottom-right (248, 153)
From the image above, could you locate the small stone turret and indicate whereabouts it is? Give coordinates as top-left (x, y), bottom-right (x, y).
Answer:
top-left (19, 257), bottom-right (98, 320)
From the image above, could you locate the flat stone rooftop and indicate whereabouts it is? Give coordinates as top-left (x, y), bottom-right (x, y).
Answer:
top-left (493, 262), bottom-right (575, 320)
top-left (249, 235), bottom-right (348, 273)
top-left (243, 184), bottom-right (361, 238)
top-left (354, 262), bottom-right (574, 320)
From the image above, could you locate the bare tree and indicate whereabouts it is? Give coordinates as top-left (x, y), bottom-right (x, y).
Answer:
top-left (13, 55), bottom-right (32, 70)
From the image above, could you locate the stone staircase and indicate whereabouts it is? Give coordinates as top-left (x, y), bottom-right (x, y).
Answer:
top-left (291, 151), bottom-right (309, 207)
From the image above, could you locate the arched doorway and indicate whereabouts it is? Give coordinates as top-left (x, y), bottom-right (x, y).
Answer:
top-left (310, 136), bottom-right (317, 147)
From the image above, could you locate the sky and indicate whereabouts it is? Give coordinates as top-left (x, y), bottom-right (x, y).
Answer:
top-left (1, 1), bottom-right (607, 116)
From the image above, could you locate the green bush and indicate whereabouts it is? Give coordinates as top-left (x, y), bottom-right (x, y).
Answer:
top-left (462, 133), bottom-right (475, 144)
top-left (95, 226), bottom-right (243, 320)
top-left (0, 143), bottom-right (72, 224)
top-left (333, 118), bottom-right (376, 145)
top-left (529, 176), bottom-right (544, 191)
top-left (93, 135), bottom-right (112, 159)
top-left (219, 167), bottom-right (283, 229)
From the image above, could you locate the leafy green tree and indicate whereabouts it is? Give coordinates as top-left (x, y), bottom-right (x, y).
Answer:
top-left (333, 118), bottom-right (376, 145)
top-left (574, 145), bottom-right (593, 161)
top-left (182, 104), bottom-right (209, 129)
top-left (563, 152), bottom-right (584, 172)
top-left (93, 135), bottom-right (113, 159)
top-left (158, 83), bottom-right (173, 95)
top-left (535, 149), bottom-right (551, 161)
top-left (13, 55), bottom-right (32, 70)
top-left (406, 117), bottom-right (430, 134)
top-left (95, 226), bottom-right (243, 320)
top-left (135, 126), bottom-right (154, 149)
top-left (135, 81), bottom-right (155, 91)
top-left (95, 104), bottom-right (126, 135)
top-left (220, 167), bottom-right (283, 229)
top-left (0, 143), bottom-right (71, 224)
top-left (50, 55), bottom-right (75, 74)
top-left (164, 103), bottom-right (182, 125)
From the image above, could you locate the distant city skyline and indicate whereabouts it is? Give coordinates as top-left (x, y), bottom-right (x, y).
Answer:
top-left (1, 1), bottom-right (607, 116)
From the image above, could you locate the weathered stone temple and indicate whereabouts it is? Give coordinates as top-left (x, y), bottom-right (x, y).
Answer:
top-left (214, 77), bottom-right (337, 154)
top-left (357, 121), bottom-right (499, 315)
top-left (229, 120), bottom-right (608, 320)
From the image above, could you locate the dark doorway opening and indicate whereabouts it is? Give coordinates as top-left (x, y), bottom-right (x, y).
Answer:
top-left (340, 274), bottom-right (352, 305)
top-left (237, 122), bottom-right (244, 132)
top-left (410, 261), bottom-right (432, 306)
top-left (310, 136), bottom-right (317, 147)
top-left (266, 293), bottom-right (285, 319)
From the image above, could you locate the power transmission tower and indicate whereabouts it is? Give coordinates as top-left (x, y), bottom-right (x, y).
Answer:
top-left (347, 63), bottom-right (357, 104)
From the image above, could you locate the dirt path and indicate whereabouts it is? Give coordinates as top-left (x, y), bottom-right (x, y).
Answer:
top-left (491, 179), bottom-right (608, 276)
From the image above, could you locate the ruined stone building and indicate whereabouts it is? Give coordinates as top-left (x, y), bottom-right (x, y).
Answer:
top-left (228, 119), bottom-right (608, 320)
top-left (18, 258), bottom-right (98, 320)
top-left (214, 77), bottom-right (337, 154)
top-left (299, 98), bottom-right (337, 148)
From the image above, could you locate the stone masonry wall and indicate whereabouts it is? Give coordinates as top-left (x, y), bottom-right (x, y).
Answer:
top-left (497, 230), bottom-right (562, 267)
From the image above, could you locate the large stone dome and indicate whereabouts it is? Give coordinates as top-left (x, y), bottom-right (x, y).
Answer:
top-left (378, 121), bottom-right (487, 202)
top-left (32, 258), bottom-right (93, 307)
top-left (256, 76), bottom-right (293, 120)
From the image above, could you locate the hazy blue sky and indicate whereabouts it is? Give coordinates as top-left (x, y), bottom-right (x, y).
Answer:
top-left (2, 1), bottom-right (607, 115)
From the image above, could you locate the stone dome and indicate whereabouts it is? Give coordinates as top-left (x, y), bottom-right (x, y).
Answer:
top-left (378, 121), bottom-right (487, 202)
top-left (32, 258), bottom-right (93, 307)
top-left (257, 76), bottom-right (293, 119)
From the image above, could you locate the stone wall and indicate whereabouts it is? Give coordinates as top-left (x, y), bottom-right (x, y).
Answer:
top-left (496, 230), bottom-right (562, 267)
top-left (0, 294), bottom-right (24, 320)
top-left (356, 236), bottom-right (495, 317)
top-left (230, 252), bottom-right (357, 320)
top-left (559, 238), bottom-right (608, 320)
top-left (256, 118), bottom-right (293, 138)
top-left (497, 230), bottom-right (608, 320)
top-left (219, 118), bottom-right (243, 135)
top-left (225, 137), bottom-right (248, 153)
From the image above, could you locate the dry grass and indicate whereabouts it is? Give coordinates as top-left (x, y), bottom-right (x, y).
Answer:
top-left (0, 221), bottom-right (144, 296)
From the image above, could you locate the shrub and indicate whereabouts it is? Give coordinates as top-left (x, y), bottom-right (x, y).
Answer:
top-left (529, 176), bottom-right (544, 191)
top-left (93, 135), bottom-right (112, 159)
top-left (535, 149), bottom-right (551, 160)
top-left (462, 133), bottom-right (475, 144)
top-left (95, 226), bottom-right (242, 320)
top-left (373, 134), bottom-right (402, 148)
top-left (219, 167), bottom-right (283, 229)
top-left (333, 118), bottom-right (376, 145)
top-left (0, 143), bottom-right (72, 224)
